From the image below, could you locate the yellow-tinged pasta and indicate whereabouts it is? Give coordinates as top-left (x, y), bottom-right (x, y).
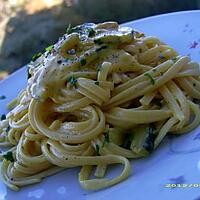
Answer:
top-left (0, 21), bottom-right (200, 191)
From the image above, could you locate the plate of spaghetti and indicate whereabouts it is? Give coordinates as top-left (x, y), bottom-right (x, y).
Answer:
top-left (1, 10), bottom-right (200, 200)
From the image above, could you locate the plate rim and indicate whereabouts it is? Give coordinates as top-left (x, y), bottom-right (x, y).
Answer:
top-left (122, 9), bottom-right (200, 26)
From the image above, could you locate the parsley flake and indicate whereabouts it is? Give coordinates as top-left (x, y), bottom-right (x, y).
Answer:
top-left (95, 144), bottom-right (100, 156)
top-left (102, 132), bottom-right (110, 148)
top-left (94, 81), bottom-right (99, 85)
top-left (45, 45), bottom-right (54, 52)
top-left (66, 25), bottom-right (81, 34)
top-left (66, 24), bottom-right (95, 37)
top-left (6, 126), bottom-right (10, 132)
top-left (96, 65), bottom-right (101, 71)
top-left (171, 56), bottom-right (178, 62)
top-left (88, 28), bottom-right (95, 37)
top-left (68, 76), bottom-right (78, 88)
top-left (80, 59), bottom-right (86, 66)
top-left (66, 24), bottom-right (72, 34)
top-left (32, 52), bottom-right (42, 61)
top-left (144, 73), bottom-right (155, 85)
top-left (3, 151), bottom-right (14, 162)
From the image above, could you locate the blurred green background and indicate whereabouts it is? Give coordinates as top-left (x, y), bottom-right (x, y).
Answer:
top-left (0, 0), bottom-right (199, 79)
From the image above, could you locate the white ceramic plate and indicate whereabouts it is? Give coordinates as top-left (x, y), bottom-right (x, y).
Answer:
top-left (1, 10), bottom-right (200, 200)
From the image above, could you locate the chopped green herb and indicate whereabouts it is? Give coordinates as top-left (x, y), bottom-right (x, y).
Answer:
top-left (94, 81), bottom-right (99, 85)
top-left (97, 65), bottom-right (101, 71)
top-left (66, 23), bottom-right (72, 34)
top-left (45, 45), bottom-right (54, 52)
top-left (66, 25), bottom-right (82, 34)
top-left (144, 73), bottom-right (155, 85)
top-left (3, 151), bottom-right (14, 162)
top-left (1, 114), bottom-right (6, 121)
top-left (94, 39), bottom-right (103, 45)
top-left (6, 126), bottom-right (10, 132)
top-left (102, 131), bottom-right (110, 148)
top-left (171, 56), bottom-right (178, 62)
top-left (66, 24), bottom-right (95, 37)
top-left (0, 95), bottom-right (6, 100)
top-left (95, 144), bottom-right (100, 156)
top-left (80, 59), bottom-right (86, 66)
top-left (88, 28), bottom-right (95, 37)
top-left (143, 124), bottom-right (157, 153)
top-left (95, 45), bottom-right (108, 52)
top-left (122, 134), bottom-right (134, 149)
top-left (68, 76), bottom-right (78, 88)
top-left (32, 52), bottom-right (42, 61)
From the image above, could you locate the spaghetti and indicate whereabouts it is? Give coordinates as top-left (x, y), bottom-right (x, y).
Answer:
top-left (0, 21), bottom-right (200, 191)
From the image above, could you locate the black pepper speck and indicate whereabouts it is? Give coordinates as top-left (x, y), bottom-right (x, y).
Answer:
top-left (57, 60), bottom-right (62, 64)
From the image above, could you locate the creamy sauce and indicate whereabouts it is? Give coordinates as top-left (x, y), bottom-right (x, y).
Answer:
top-left (28, 22), bottom-right (135, 101)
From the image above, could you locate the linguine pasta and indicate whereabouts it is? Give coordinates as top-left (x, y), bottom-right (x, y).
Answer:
top-left (0, 21), bottom-right (200, 191)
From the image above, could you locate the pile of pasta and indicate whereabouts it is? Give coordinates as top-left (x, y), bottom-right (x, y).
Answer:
top-left (0, 21), bottom-right (200, 191)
